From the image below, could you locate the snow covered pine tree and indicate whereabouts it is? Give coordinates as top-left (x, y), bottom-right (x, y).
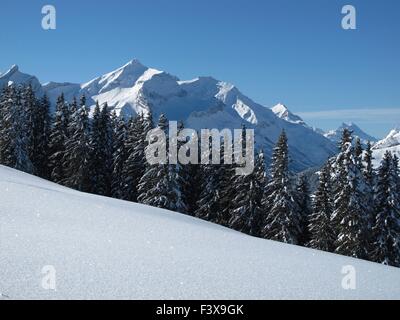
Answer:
top-left (137, 114), bottom-right (176, 210)
top-left (262, 130), bottom-right (301, 244)
top-left (62, 96), bottom-right (92, 192)
top-left (372, 151), bottom-right (400, 267)
top-left (331, 129), bottom-right (369, 259)
top-left (309, 162), bottom-right (335, 252)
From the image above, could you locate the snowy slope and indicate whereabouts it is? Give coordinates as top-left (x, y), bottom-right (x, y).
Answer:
top-left (0, 61), bottom-right (336, 171)
top-left (1, 165), bottom-right (400, 300)
top-left (372, 129), bottom-right (400, 167)
top-left (324, 123), bottom-right (378, 146)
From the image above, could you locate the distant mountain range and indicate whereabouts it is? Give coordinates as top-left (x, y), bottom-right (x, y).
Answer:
top-left (1, 60), bottom-right (398, 171)
top-left (270, 103), bottom-right (400, 168)
top-left (323, 122), bottom-right (378, 146)
top-left (0, 60), bottom-right (336, 172)
top-left (270, 104), bottom-right (380, 144)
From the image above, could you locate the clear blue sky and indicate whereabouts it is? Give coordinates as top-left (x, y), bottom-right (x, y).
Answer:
top-left (0, 0), bottom-right (399, 138)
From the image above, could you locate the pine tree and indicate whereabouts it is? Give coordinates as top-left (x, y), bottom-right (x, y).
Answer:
top-left (101, 103), bottom-right (114, 194)
top-left (332, 129), bottom-right (369, 259)
top-left (229, 150), bottom-right (266, 237)
top-left (393, 154), bottom-right (400, 196)
top-left (177, 126), bottom-right (202, 216)
top-left (195, 163), bottom-right (223, 223)
top-left (121, 113), bottom-right (153, 202)
top-left (195, 134), bottom-right (234, 225)
top-left (62, 99), bottom-right (92, 192)
top-left (67, 97), bottom-right (78, 132)
top-left (34, 94), bottom-right (51, 179)
top-left (371, 151), bottom-right (400, 267)
top-left (63, 95), bottom-right (72, 136)
top-left (169, 121), bottom-right (191, 214)
top-left (218, 129), bottom-right (241, 227)
top-left (309, 162), bottom-right (335, 252)
top-left (48, 94), bottom-right (69, 183)
top-left (262, 130), bottom-right (300, 244)
top-left (0, 86), bottom-right (33, 173)
top-left (90, 102), bottom-right (113, 196)
top-left (120, 116), bottom-right (139, 201)
top-left (0, 86), bottom-right (13, 165)
top-left (181, 162), bottom-right (202, 215)
top-left (354, 137), bottom-right (363, 164)
top-left (392, 154), bottom-right (400, 220)
top-left (89, 102), bottom-right (102, 192)
top-left (137, 114), bottom-right (176, 210)
top-left (22, 85), bottom-right (37, 174)
top-left (363, 141), bottom-right (376, 258)
top-left (295, 174), bottom-right (312, 246)
top-left (331, 129), bottom-right (352, 239)
top-left (111, 113), bottom-right (128, 199)
top-left (364, 142), bottom-right (374, 181)
top-left (158, 113), bottom-right (168, 132)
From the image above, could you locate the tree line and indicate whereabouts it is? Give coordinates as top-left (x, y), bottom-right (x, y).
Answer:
top-left (0, 84), bottom-right (399, 267)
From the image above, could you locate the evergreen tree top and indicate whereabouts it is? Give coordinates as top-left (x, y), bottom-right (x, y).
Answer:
top-left (158, 113), bottom-right (168, 131)
top-left (80, 95), bottom-right (86, 107)
top-left (339, 128), bottom-right (353, 151)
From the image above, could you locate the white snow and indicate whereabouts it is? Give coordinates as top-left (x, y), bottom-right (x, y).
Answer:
top-left (1, 165), bottom-right (400, 300)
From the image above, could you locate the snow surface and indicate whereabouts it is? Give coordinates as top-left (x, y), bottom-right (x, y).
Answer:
top-left (1, 165), bottom-right (400, 300)
top-left (0, 61), bottom-right (336, 172)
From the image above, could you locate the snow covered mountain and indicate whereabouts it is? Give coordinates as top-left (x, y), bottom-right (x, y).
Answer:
top-left (271, 103), bottom-right (308, 127)
top-left (324, 122), bottom-right (378, 146)
top-left (0, 65), bottom-right (44, 96)
top-left (1, 165), bottom-right (400, 300)
top-left (270, 104), bottom-right (330, 143)
top-left (0, 61), bottom-right (336, 172)
top-left (372, 128), bottom-right (400, 167)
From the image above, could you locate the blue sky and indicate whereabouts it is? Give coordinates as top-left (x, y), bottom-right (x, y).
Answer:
top-left (0, 0), bottom-right (399, 138)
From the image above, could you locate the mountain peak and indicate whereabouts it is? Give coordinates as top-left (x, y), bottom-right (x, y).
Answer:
top-left (372, 128), bottom-right (400, 165)
top-left (340, 122), bottom-right (358, 129)
top-left (325, 122), bottom-right (377, 144)
top-left (122, 58), bottom-right (146, 69)
top-left (271, 103), bottom-right (289, 117)
top-left (82, 59), bottom-right (151, 94)
top-left (272, 103), bottom-right (288, 111)
top-left (0, 64), bottom-right (44, 95)
top-left (9, 64), bottom-right (19, 73)
top-left (1, 64), bottom-right (19, 78)
top-left (271, 103), bottom-right (307, 127)
top-left (111, 59), bottom-right (149, 77)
